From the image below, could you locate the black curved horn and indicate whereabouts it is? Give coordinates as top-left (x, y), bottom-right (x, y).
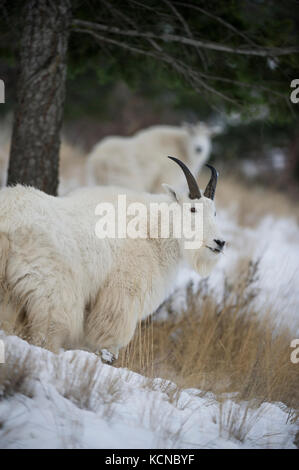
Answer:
top-left (168, 156), bottom-right (201, 200)
top-left (204, 164), bottom-right (218, 200)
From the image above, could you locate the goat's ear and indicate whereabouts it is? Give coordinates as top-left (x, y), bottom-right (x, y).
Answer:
top-left (182, 121), bottom-right (195, 135)
top-left (162, 183), bottom-right (179, 203)
top-left (209, 124), bottom-right (223, 136)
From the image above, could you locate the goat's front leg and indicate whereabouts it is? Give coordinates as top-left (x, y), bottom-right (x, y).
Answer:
top-left (84, 283), bottom-right (140, 358)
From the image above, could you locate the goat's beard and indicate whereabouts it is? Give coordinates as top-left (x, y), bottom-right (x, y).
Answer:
top-left (188, 246), bottom-right (220, 278)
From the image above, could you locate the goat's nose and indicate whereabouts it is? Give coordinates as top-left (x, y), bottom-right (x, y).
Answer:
top-left (214, 239), bottom-right (225, 249)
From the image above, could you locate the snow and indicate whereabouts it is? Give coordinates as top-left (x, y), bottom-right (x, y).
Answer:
top-left (0, 332), bottom-right (297, 449)
top-left (270, 149), bottom-right (285, 170)
top-left (174, 209), bottom-right (299, 336)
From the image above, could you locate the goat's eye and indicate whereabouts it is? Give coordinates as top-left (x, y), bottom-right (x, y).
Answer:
top-left (195, 146), bottom-right (202, 153)
top-left (191, 207), bottom-right (196, 213)
top-left (214, 211), bottom-right (216, 217)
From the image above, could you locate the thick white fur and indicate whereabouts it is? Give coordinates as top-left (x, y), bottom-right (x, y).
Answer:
top-left (87, 123), bottom-right (220, 192)
top-left (0, 180), bottom-right (223, 356)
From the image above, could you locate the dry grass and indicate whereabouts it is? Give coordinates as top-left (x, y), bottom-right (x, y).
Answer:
top-left (0, 122), bottom-right (87, 194)
top-left (217, 401), bottom-right (266, 443)
top-left (0, 350), bottom-right (33, 400)
top-left (215, 174), bottom-right (299, 227)
top-left (52, 352), bottom-right (123, 417)
top-left (58, 140), bottom-right (87, 194)
top-left (115, 260), bottom-right (299, 416)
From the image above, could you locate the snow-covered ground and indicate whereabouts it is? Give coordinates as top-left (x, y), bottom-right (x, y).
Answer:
top-left (0, 333), bottom-right (297, 449)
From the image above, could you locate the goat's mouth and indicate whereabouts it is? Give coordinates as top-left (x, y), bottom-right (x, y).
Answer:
top-left (206, 245), bottom-right (222, 254)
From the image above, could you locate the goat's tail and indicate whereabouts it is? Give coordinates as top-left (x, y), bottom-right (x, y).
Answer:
top-left (0, 233), bottom-right (9, 283)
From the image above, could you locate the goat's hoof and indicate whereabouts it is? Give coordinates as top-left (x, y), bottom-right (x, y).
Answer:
top-left (101, 349), bottom-right (117, 364)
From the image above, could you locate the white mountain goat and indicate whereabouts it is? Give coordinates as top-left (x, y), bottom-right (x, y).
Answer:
top-left (87, 122), bottom-right (221, 193)
top-left (0, 158), bottom-right (225, 358)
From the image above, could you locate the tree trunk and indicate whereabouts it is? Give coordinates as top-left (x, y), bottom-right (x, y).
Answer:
top-left (7, 0), bottom-right (71, 195)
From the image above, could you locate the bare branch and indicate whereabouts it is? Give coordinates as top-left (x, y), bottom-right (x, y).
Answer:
top-left (72, 19), bottom-right (299, 57)
top-left (197, 72), bottom-right (286, 99)
top-left (73, 26), bottom-right (239, 108)
top-left (173, 1), bottom-right (258, 48)
top-left (101, 1), bottom-right (165, 60)
top-left (126, 0), bottom-right (162, 13)
top-left (161, 0), bottom-right (208, 69)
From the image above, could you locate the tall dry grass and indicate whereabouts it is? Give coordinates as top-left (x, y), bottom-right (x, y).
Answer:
top-left (0, 119), bottom-right (86, 194)
top-left (116, 259), bottom-right (299, 418)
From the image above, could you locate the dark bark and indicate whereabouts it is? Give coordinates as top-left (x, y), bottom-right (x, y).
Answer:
top-left (7, 0), bottom-right (71, 195)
